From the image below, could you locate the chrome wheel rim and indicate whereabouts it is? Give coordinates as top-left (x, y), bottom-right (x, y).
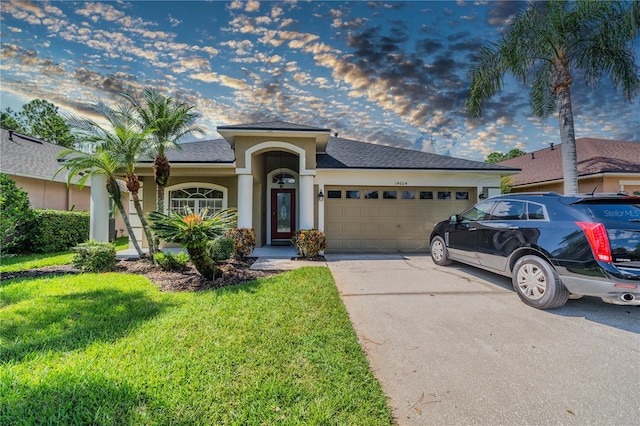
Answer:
top-left (432, 240), bottom-right (445, 262)
top-left (516, 263), bottom-right (546, 300)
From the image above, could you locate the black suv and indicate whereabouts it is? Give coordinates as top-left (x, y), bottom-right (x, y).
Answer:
top-left (430, 192), bottom-right (640, 309)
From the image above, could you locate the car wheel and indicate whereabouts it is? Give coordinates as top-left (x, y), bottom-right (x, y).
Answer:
top-left (430, 236), bottom-right (452, 266)
top-left (512, 255), bottom-right (569, 309)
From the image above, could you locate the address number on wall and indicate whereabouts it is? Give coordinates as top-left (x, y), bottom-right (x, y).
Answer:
top-left (395, 181), bottom-right (408, 186)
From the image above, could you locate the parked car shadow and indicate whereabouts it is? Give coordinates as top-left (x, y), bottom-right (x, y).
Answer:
top-left (446, 261), bottom-right (640, 334)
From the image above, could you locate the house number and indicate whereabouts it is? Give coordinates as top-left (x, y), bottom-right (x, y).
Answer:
top-left (395, 181), bottom-right (408, 186)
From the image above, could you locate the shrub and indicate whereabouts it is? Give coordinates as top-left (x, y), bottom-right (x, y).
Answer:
top-left (291, 229), bottom-right (326, 259)
top-left (224, 228), bottom-right (255, 259)
top-left (72, 240), bottom-right (116, 273)
top-left (153, 251), bottom-right (189, 272)
top-left (25, 210), bottom-right (90, 253)
top-left (0, 173), bottom-right (35, 253)
top-left (208, 237), bottom-right (234, 263)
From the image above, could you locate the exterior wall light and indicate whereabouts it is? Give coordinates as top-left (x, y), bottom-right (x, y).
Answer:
top-left (318, 190), bottom-right (324, 201)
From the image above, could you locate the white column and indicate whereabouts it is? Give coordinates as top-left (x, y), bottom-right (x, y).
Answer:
top-left (299, 174), bottom-right (314, 229)
top-left (317, 184), bottom-right (325, 231)
top-left (237, 174), bottom-right (253, 228)
top-left (90, 174), bottom-right (110, 242)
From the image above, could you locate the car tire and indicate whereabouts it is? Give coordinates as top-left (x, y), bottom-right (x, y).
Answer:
top-left (430, 236), bottom-right (452, 266)
top-left (512, 255), bottom-right (569, 309)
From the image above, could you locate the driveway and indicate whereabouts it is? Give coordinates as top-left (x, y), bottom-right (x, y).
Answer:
top-left (325, 254), bottom-right (640, 425)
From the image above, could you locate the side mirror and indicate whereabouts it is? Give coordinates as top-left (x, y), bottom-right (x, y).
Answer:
top-left (450, 214), bottom-right (459, 222)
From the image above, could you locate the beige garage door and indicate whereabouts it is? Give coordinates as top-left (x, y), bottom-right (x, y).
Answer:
top-left (325, 186), bottom-right (475, 253)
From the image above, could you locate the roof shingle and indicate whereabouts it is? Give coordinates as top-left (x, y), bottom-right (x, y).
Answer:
top-left (0, 129), bottom-right (79, 184)
top-left (498, 138), bottom-right (640, 186)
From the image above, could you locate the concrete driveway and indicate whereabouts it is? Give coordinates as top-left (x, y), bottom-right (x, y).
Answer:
top-left (325, 254), bottom-right (640, 425)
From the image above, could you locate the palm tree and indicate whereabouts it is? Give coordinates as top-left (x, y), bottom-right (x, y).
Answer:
top-left (466, 0), bottom-right (639, 195)
top-left (123, 89), bottom-right (204, 212)
top-left (65, 101), bottom-right (158, 255)
top-left (55, 149), bottom-right (145, 258)
top-left (148, 207), bottom-right (237, 280)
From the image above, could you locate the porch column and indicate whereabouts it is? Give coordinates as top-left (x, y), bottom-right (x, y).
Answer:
top-left (237, 173), bottom-right (253, 228)
top-left (90, 174), bottom-right (110, 242)
top-left (299, 174), bottom-right (314, 229)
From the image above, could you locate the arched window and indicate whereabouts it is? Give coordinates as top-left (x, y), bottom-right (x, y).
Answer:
top-left (168, 185), bottom-right (226, 216)
top-left (272, 172), bottom-right (296, 185)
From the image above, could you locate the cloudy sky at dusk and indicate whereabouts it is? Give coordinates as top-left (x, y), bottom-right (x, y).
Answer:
top-left (1, 0), bottom-right (638, 161)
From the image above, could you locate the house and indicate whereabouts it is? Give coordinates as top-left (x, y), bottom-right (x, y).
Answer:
top-left (0, 128), bottom-right (91, 211)
top-left (89, 121), bottom-right (518, 253)
top-left (498, 138), bottom-right (640, 195)
top-left (0, 128), bottom-right (128, 240)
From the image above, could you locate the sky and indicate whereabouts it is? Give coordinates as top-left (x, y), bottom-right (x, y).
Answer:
top-left (1, 0), bottom-right (639, 162)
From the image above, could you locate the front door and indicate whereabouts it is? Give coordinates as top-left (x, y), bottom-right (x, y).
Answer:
top-left (271, 189), bottom-right (296, 241)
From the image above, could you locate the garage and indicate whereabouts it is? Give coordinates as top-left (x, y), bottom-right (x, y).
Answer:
top-left (324, 185), bottom-right (476, 253)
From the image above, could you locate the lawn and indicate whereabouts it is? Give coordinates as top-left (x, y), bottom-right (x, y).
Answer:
top-left (0, 237), bottom-right (129, 273)
top-left (0, 266), bottom-right (392, 425)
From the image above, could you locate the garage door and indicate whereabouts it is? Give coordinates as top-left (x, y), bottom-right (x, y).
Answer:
top-left (325, 186), bottom-right (476, 253)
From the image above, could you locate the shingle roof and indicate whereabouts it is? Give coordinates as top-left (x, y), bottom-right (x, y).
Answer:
top-left (140, 138), bottom-right (235, 163)
top-left (318, 137), bottom-right (517, 171)
top-left (217, 120), bottom-right (329, 132)
top-left (142, 134), bottom-right (516, 172)
top-left (498, 138), bottom-right (640, 186)
top-left (0, 128), bottom-right (80, 184)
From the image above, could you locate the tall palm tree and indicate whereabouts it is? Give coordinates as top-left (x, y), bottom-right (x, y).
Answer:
top-left (466, 0), bottom-right (639, 195)
top-left (55, 149), bottom-right (145, 258)
top-left (64, 101), bottom-right (158, 255)
top-left (123, 89), bottom-right (204, 212)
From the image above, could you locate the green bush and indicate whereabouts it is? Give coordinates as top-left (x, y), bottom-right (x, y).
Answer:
top-left (72, 240), bottom-right (116, 273)
top-left (291, 229), bottom-right (326, 259)
top-left (0, 173), bottom-right (35, 253)
top-left (223, 228), bottom-right (255, 259)
top-left (153, 251), bottom-right (189, 272)
top-left (25, 210), bottom-right (90, 253)
top-left (208, 237), bottom-right (234, 263)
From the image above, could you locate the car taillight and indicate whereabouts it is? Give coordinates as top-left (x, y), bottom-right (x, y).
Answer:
top-left (576, 222), bottom-right (612, 262)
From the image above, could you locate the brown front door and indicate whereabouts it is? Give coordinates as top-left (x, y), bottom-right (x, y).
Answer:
top-left (271, 189), bottom-right (296, 241)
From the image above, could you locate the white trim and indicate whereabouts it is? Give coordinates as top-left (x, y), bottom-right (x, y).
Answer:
top-left (236, 141), bottom-right (314, 176)
top-left (164, 182), bottom-right (229, 215)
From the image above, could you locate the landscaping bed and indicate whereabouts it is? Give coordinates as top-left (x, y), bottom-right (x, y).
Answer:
top-left (0, 257), bottom-right (279, 292)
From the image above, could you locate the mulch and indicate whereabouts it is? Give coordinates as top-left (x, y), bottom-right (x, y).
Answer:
top-left (1, 258), bottom-right (281, 292)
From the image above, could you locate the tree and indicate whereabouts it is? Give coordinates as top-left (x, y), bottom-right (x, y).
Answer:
top-left (55, 149), bottom-right (145, 258)
top-left (62, 100), bottom-right (157, 256)
top-left (466, 1), bottom-right (640, 195)
top-left (1, 99), bottom-right (77, 148)
top-left (0, 173), bottom-right (34, 253)
top-left (123, 89), bottom-right (204, 212)
top-left (149, 207), bottom-right (237, 280)
top-left (485, 148), bottom-right (526, 164)
top-left (0, 109), bottom-right (22, 132)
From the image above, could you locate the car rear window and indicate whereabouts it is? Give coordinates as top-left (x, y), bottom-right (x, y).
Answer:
top-left (574, 202), bottom-right (640, 222)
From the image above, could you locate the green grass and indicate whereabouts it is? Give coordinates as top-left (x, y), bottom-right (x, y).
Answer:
top-left (0, 267), bottom-right (392, 425)
top-left (0, 237), bottom-right (129, 273)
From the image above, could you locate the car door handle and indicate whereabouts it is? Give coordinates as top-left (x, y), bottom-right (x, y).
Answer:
top-left (468, 227), bottom-right (477, 231)
top-left (507, 226), bottom-right (519, 230)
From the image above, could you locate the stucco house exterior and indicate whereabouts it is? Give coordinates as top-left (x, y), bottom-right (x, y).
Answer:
top-left (0, 128), bottom-right (128, 240)
top-left (1, 128), bottom-right (91, 211)
top-left (498, 138), bottom-right (640, 195)
top-left (90, 121), bottom-right (518, 253)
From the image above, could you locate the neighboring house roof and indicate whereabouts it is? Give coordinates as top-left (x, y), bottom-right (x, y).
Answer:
top-left (498, 138), bottom-right (640, 186)
top-left (0, 128), bottom-right (83, 184)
